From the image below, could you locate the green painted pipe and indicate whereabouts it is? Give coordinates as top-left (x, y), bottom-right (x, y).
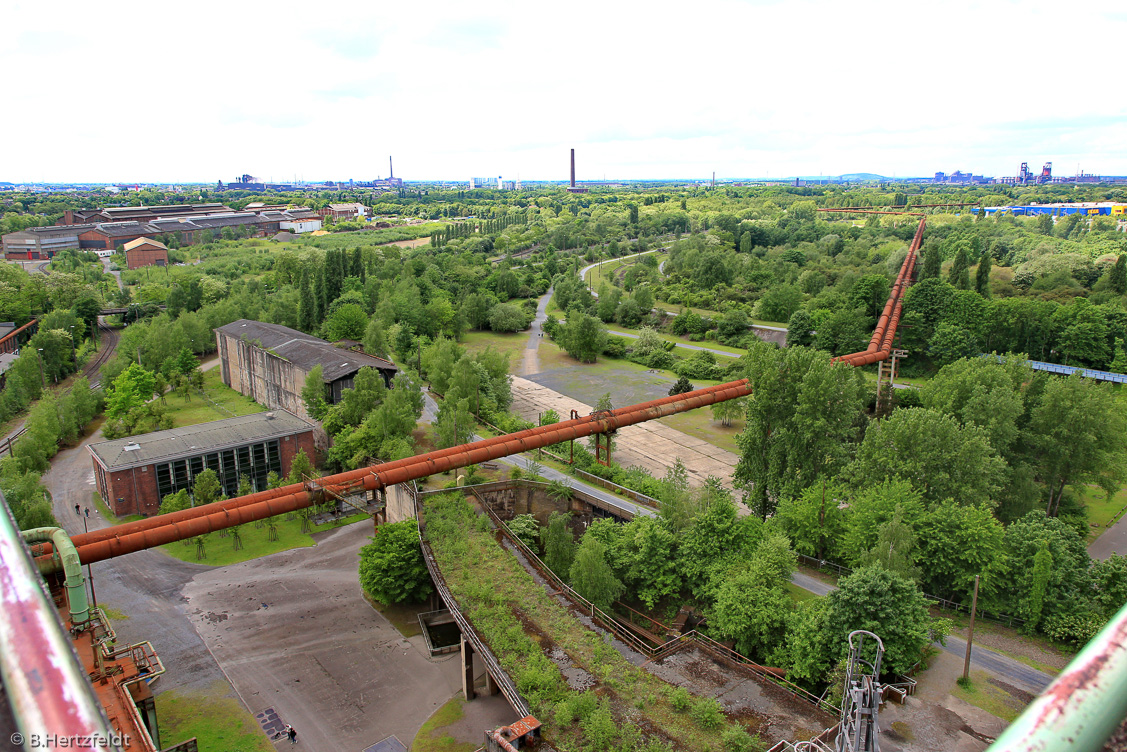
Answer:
top-left (987, 600), bottom-right (1127, 751)
top-left (22, 528), bottom-right (89, 626)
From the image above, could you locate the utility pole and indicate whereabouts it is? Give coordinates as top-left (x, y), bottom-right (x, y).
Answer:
top-left (36, 348), bottom-right (46, 390)
top-left (963, 574), bottom-right (980, 682)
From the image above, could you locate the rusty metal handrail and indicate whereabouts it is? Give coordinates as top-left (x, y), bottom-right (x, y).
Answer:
top-left (409, 483), bottom-right (530, 716)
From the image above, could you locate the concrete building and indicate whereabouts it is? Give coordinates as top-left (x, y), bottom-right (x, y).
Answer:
top-left (88, 410), bottom-right (317, 517)
top-left (320, 203), bottom-right (367, 221)
top-left (1, 224), bottom-right (96, 259)
top-left (214, 320), bottom-right (398, 422)
top-left (3, 206), bottom-right (323, 259)
top-left (123, 238), bottom-right (169, 269)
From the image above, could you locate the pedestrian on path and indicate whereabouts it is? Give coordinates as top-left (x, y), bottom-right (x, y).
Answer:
top-left (74, 504), bottom-right (81, 515)
top-left (285, 724), bottom-right (297, 744)
top-left (84, 507), bottom-right (90, 518)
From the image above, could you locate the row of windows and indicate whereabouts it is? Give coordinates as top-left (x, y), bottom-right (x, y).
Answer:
top-left (154, 440), bottom-right (282, 502)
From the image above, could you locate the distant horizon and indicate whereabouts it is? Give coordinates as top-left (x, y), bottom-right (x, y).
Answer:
top-left (3, 168), bottom-right (1113, 188)
top-left (6, 1), bottom-right (1126, 183)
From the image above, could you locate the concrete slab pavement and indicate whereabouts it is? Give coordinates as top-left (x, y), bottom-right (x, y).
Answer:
top-left (509, 376), bottom-right (740, 489)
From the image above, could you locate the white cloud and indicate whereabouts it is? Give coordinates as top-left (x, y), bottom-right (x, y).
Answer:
top-left (3, 0), bottom-right (1125, 182)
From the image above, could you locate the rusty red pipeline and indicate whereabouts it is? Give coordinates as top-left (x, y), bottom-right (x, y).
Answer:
top-left (37, 381), bottom-right (753, 571)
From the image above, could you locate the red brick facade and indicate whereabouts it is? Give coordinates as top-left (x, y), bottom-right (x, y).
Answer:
top-left (125, 244), bottom-right (169, 270)
top-left (93, 429), bottom-right (317, 518)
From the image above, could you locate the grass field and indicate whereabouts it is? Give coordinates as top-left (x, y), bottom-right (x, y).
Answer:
top-left (460, 330), bottom-right (529, 372)
top-left (158, 512), bottom-right (370, 567)
top-left (951, 672), bottom-right (1022, 723)
top-left (1076, 483), bottom-right (1127, 543)
top-left (604, 324), bottom-right (745, 359)
top-left (786, 581), bottom-right (819, 604)
top-left (155, 681), bottom-right (272, 752)
top-left (160, 369), bottom-right (265, 428)
top-left (410, 697), bottom-right (477, 752)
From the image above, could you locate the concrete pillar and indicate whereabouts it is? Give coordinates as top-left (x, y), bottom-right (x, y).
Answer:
top-left (461, 638), bottom-right (475, 701)
top-left (485, 670), bottom-right (501, 696)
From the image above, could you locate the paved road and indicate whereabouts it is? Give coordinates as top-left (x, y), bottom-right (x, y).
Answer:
top-left (786, 571), bottom-right (1053, 694)
top-left (1089, 507), bottom-right (1127, 560)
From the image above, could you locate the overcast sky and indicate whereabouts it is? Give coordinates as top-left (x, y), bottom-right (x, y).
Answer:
top-left (6, 0), bottom-right (1127, 183)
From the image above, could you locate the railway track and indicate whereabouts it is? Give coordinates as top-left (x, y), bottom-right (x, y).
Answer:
top-left (0, 317), bottom-right (119, 456)
top-left (83, 318), bottom-right (119, 389)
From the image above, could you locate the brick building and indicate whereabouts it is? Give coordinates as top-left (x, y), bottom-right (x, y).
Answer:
top-left (215, 320), bottom-right (398, 423)
top-left (88, 410), bottom-right (317, 517)
top-left (123, 238), bottom-right (169, 269)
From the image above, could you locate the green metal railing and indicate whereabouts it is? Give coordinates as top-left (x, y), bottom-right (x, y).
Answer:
top-left (986, 600), bottom-right (1127, 751)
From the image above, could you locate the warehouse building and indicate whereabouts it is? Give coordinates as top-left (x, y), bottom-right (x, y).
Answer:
top-left (123, 238), bottom-right (169, 269)
top-left (88, 410), bottom-right (317, 517)
top-left (215, 320), bottom-right (398, 423)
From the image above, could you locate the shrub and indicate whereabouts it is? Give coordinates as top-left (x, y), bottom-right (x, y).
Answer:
top-left (691, 698), bottom-right (725, 729)
top-left (669, 686), bottom-right (692, 711)
top-left (721, 725), bottom-right (762, 752)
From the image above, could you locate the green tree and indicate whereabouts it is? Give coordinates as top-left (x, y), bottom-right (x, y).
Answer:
top-left (916, 500), bottom-right (1006, 602)
top-left (192, 468), bottom-right (222, 506)
top-left (948, 245), bottom-right (970, 289)
top-left (558, 310), bottom-right (607, 363)
top-left (1110, 255), bottom-right (1127, 295)
top-left (105, 363), bottom-right (156, 420)
top-left (435, 397), bottom-right (474, 449)
top-left (927, 323), bottom-right (978, 367)
top-left (542, 511), bottom-right (576, 579)
top-left (298, 268), bottom-right (315, 332)
top-left (824, 566), bottom-right (936, 675)
top-left (488, 303), bottom-right (530, 333)
top-left (710, 396), bottom-right (745, 428)
top-left (159, 489), bottom-right (191, 516)
top-left (1025, 539), bottom-right (1052, 632)
top-left (775, 482), bottom-right (848, 560)
top-left (358, 520), bottom-right (433, 604)
top-left (1029, 372), bottom-right (1127, 516)
top-left (736, 341), bottom-right (866, 518)
top-left (363, 317), bottom-right (389, 358)
top-left (847, 408), bottom-right (1006, 508)
top-left (710, 556), bottom-right (793, 658)
top-left (322, 302), bottom-right (369, 341)
top-left (616, 515), bottom-right (680, 609)
top-left (857, 511), bottom-right (920, 581)
top-left (786, 310), bottom-right (815, 348)
top-left (302, 365), bottom-right (329, 420)
top-left (569, 534), bottom-right (625, 611)
top-left (1091, 554), bottom-right (1127, 618)
top-left (668, 375), bottom-right (694, 395)
top-left (287, 448), bottom-right (315, 483)
top-left (1003, 512), bottom-right (1091, 626)
top-left (975, 253), bottom-right (992, 297)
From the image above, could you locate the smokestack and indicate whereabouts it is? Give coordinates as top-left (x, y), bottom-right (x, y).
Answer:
top-left (570, 149), bottom-right (576, 187)
top-left (389, 156), bottom-right (394, 179)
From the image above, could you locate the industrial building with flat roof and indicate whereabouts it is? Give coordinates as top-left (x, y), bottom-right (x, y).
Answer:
top-left (215, 320), bottom-right (398, 425)
top-left (2, 206), bottom-right (323, 259)
top-left (89, 410), bottom-right (317, 517)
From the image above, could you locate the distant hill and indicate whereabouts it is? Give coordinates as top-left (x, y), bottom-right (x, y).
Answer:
top-left (837, 173), bottom-right (887, 181)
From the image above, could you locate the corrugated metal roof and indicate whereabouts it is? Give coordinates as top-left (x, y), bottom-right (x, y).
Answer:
top-left (215, 320), bottom-right (397, 382)
top-left (88, 410), bottom-right (314, 471)
top-left (123, 238), bottom-right (167, 251)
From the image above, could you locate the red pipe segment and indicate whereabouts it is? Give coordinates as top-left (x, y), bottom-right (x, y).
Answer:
top-left (61, 380), bottom-right (749, 554)
top-left (834, 217), bottom-right (924, 367)
top-left (39, 381), bottom-right (754, 572)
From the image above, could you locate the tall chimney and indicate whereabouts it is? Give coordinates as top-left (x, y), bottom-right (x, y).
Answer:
top-left (389, 156), bottom-right (394, 179)
top-left (570, 149), bottom-right (576, 187)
